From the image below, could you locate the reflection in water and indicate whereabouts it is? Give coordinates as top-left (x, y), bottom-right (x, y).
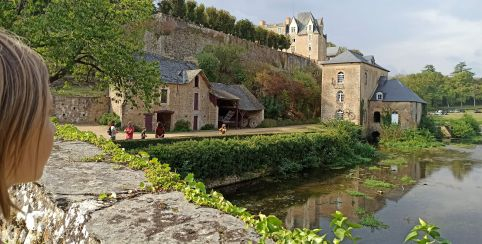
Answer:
top-left (220, 146), bottom-right (482, 243)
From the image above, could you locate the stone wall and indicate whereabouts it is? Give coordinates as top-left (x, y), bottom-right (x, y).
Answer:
top-left (367, 101), bottom-right (423, 135)
top-left (1, 141), bottom-right (262, 243)
top-left (144, 14), bottom-right (316, 72)
top-left (53, 95), bottom-right (110, 124)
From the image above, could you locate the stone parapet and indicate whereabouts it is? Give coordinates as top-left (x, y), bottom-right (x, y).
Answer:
top-left (1, 141), bottom-right (261, 243)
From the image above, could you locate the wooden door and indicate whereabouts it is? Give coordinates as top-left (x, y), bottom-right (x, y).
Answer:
top-left (193, 116), bottom-right (198, 130)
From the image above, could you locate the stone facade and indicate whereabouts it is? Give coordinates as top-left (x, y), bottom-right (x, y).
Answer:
top-left (367, 101), bottom-right (423, 134)
top-left (259, 12), bottom-right (327, 63)
top-left (144, 14), bottom-right (316, 72)
top-left (111, 73), bottom-right (218, 131)
top-left (53, 95), bottom-right (110, 124)
top-left (1, 141), bottom-right (264, 243)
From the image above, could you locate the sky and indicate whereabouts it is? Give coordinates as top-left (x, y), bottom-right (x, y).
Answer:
top-left (193, 0), bottom-right (482, 76)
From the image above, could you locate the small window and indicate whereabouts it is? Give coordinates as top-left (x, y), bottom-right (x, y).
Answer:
top-left (308, 45), bottom-right (312, 52)
top-left (160, 88), bottom-right (169, 104)
top-left (365, 72), bottom-right (368, 85)
top-left (336, 110), bottom-right (344, 120)
top-left (194, 92), bottom-right (199, 110)
top-left (336, 91), bottom-right (344, 102)
top-left (308, 25), bottom-right (312, 31)
top-left (291, 27), bottom-right (296, 33)
top-left (337, 72), bottom-right (345, 84)
top-left (376, 92), bottom-right (383, 100)
top-left (391, 112), bottom-right (399, 124)
top-left (374, 112), bottom-right (381, 123)
top-left (194, 75), bottom-right (199, 88)
top-left (292, 38), bottom-right (296, 42)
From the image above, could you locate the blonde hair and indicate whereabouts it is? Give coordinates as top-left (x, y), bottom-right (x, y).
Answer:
top-left (0, 30), bottom-right (50, 219)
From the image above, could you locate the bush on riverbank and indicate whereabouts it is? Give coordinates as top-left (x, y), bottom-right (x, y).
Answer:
top-left (380, 126), bottom-right (442, 151)
top-left (435, 114), bottom-right (481, 138)
top-left (143, 121), bottom-right (375, 180)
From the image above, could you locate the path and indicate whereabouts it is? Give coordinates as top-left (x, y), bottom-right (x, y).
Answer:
top-left (75, 124), bottom-right (322, 140)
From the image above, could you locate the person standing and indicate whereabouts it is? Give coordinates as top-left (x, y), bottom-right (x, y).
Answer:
top-left (140, 128), bottom-right (147, 139)
top-left (219, 124), bottom-right (227, 135)
top-left (124, 121), bottom-right (135, 140)
top-left (109, 121), bottom-right (118, 140)
top-left (155, 122), bottom-right (165, 138)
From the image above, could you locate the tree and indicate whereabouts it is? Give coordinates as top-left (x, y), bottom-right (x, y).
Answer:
top-left (3, 0), bottom-right (161, 109)
top-left (234, 19), bottom-right (255, 41)
top-left (399, 65), bottom-right (446, 108)
top-left (205, 7), bottom-right (219, 30)
top-left (255, 26), bottom-right (268, 45)
top-left (157, 0), bottom-right (171, 14)
top-left (168, 0), bottom-right (186, 19)
top-left (267, 31), bottom-right (278, 49)
top-left (196, 52), bottom-right (220, 82)
top-left (185, 0), bottom-right (196, 22)
top-left (196, 44), bottom-right (246, 84)
top-left (216, 9), bottom-right (235, 34)
top-left (193, 3), bottom-right (206, 25)
top-left (423, 64), bottom-right (436, 72)
top-left (452, 62), bottom-right (474, 75)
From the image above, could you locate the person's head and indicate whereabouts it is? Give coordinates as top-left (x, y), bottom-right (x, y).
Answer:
top-left (128, 121), bottom-right (132, 127)
top-left (0, 30), bottom-right (54, 218)
top-left (110, 121), bottom-right (115, 127)
top-left (157, 122), bottom-right (162, 127)
top-left (222, 124), bottom-right (226, 128)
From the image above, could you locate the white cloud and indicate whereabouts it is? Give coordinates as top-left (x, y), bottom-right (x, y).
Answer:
top-left (374, 9), bottom-right (482, 75)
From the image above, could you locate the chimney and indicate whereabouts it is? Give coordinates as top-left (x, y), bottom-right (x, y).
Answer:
top-left (285, 17), bottom-right (291, 25)
top-left (259, 20), bottom-right (266, 27)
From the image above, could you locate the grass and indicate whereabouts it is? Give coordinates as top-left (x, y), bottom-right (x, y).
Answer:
top-left (51, 86), bottom-right (106, 97)
top-left (438, 111), bottom-right (482, 124)
top-left (380, 158), bottom-right (407, 166)
top-left (400, 176), bottom-right (416, 185)
top-left (363, 179), bottom-right (395, 189)
top-left (346, 190), bottom-right (372, 199)
top-left (368, 166), bottom-right (381, 171)
top-left (355, 208), bottom-right (389, 229)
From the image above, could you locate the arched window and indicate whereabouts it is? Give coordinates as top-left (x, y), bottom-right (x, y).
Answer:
top-left (336, 91), bottom-right (344, 102)
top-left (376, 92), bottom-right (383, 100)
top-left (391, 112), bottom-right (399, 124)
top-left (336, 110), bottom-right (344, 120)
top-left (337, 72), bottom-right (344, 84)
top-left (374, 111), bottom-right (381, 123)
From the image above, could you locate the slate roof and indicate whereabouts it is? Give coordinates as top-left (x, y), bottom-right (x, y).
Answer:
top-left (211, 83), bottom-right (264, 111)
top-left (327, 47), bottom-right (342, 57)
top-left (143, 53), bottom-right (196, 84)
top-left (370, 77), bottom-right (427, 104)
top-left (292, 12), bottom-right (322, 35)
top-left (323, 50), bottom-right (389, 72)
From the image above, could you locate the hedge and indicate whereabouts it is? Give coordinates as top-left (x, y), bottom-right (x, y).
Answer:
top-left (142, 127), bottom-right (376, 180)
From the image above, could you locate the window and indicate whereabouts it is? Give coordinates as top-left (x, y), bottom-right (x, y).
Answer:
top-left (365, 72), bottom-right (368, 85)
top-left (336, 91), bottom-right (344, 102)
top-left (308, 25), bottom-right (312, 32)
top-left (337, 72), bottom-right (345, 84)
top-left (194, 75), bottom-right (199, 87)
top-left (308, 45), bottom-right (312, 52)
top-left (291, 27), bottom-right (296, 33)
top-left (278, 27), bottom-right (282, 34)
top-left (194, 92), bottom-right (199, 110)
top-left (160, 88), bottom-right (169, 104)
top-left (374, 112), bottom-right (381, 123)
top-left (391, 112), bottom-right (399, 124)
top-left (292, 38), bottom-right (296, 42)
top-left (336, 110), bottom-right (344, 120)
top-left (376, 92), bottom-right (383, 100)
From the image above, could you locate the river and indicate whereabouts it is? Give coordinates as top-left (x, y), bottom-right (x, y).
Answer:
top-left (219, 145), bottom-right (482, 243)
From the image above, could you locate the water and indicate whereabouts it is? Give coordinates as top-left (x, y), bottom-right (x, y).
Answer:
top-left (219, 145), bottom-right (482, 243)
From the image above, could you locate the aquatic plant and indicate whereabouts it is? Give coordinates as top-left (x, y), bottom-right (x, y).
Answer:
top-left (355, 208), bottom-right (389, 230)
top-left (363, 179), bottom-right (395, 189)
top-left (400, 176), bottom-right (416, 185)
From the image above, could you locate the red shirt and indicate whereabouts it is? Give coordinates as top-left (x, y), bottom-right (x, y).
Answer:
top-left (124, 126), bottom-right (134, 139)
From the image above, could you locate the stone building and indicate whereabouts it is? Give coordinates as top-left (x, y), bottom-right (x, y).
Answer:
top-left (259, 12), bottom-right (327, 63)
top-left (320, 50), bottom-right (426, 138)
top-left (110, 54), bottom-right (264, 131)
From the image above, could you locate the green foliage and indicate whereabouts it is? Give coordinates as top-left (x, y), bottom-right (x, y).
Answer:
top-left (4, 0), bottom-right (161, 109)
top-left (346, 190), bottom-right (370, 199)
top-left (258, 118), bottom-right (320, 128)
top-left (405, 218), bottom-right (451, 244)
top-left (355, 208), bottom-right (389, 230)
top-left (143, 122), bottom-right (375, 180)
top-left (401, 176), bottom-right (416, 185)
top-left (380, 126), bottom-right (442, 151)
top-left (173, 119), bottom-right (191, 132)
top-left (363, 179), bottom-right (395, 189)
top-left (381, 158), bottom-right (408, 166)
top-left (98, 113), bottom-right (121, 127)
top-left (258, 119), bottom-right (278, 128)
top-left (200, 124), bottom-right (215, 130)
top-left (434, 114), bottom-right (480, 139)
top-left (420, 115), bottom-right (442, 139)
top-left (196, 44), bottom-right (246, 84)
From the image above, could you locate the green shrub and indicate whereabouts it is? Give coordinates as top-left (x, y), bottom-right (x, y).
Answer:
top-left (173, 119), bottom-right (191, 132)
top-left (450, 119), bottom-right (476, 138)
top-left (380, 126), bottom-right (442, 151)
top-left (420, 115), bottom-right (441, 138)
top-left (462, 114), bottom-right (480, 133)
top-left (98, 112), bottom-right (121, 127)
top-left (143, 124), bottom-right (375, 180)
top-left (259, 119), bottom-right (277, 128)
top-left (200, 124), bottom-right (216, 130)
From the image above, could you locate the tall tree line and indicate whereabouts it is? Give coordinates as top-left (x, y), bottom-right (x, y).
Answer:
top-left (156, 0), bottom-right (291, 50)
top-left (396, 62), bottom-right (481, 109)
